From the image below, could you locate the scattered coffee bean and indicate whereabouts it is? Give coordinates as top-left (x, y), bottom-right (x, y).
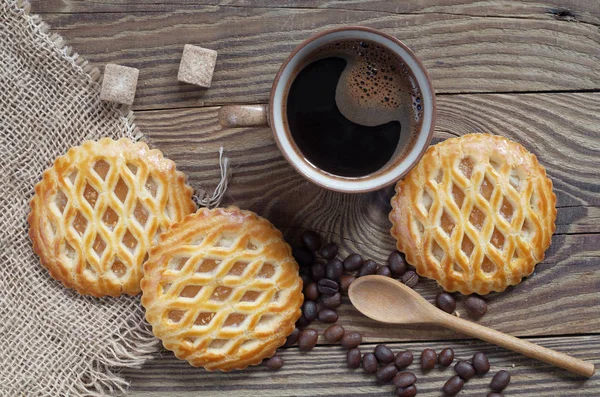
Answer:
top-left (310, 262), bottom-right (325, 281)
top-left (472, 352), bottom-right (490, 375)
top-left (454, 361), bottom-right (475, 381)
top-left (317, 308), bottom-right (338, 323)
top-left (340, 274), bottom-right (356, 293)
top-left (300, 273), bottom-right (310, 286)
top-left (376, 265), bottom-right (392, 277)
top-left (321, 292), bottom-right (342, 309)
top-left (347, 348), bottom-right (362, 369)
top-left (436, 292), bottom-right (456, 314)
top-left (296, 314), bottom-right (310, 328)
top-left (341, 331), bottom-right (362, 349)
top-left (319, 242), bottom-right (338, 259)
top-left (465, 295), bottom-right (488, 318)
top-left (395, 351), bottom-right (414, 368)
top-left (298, 328), bottom-right (318, 351)
top-left (388, 251), bottom-right (407, 278)
top-left (301, 230), bottom-right (322, 251)
top-left (490, 370), bottom-right (511, 392)
top-left (343, 253), bottom-right (364, 272)
top-left (292, 247), bottom-right (314, 267)
top-left (374, 344), bottom-right (395, 364)
top-left (263, 355), bottom-right (284, 370)
top-left (303, 282), bottom-right (320, 301)
top-left (487, 394), bottom-right (504, 397)
top-left (393, 371), bottom-right (417, 388)
top-left (357, 259), bottom-right (378, 277)
top-left (420, 348), bottom-right (436, 370)
top-left (325, 258), bottom-right (344, 281)
top-left (442, 375), bottom-right (464, 396)
top-left (284, 328), bottom-right (300, 347)
top-left (362, 353), bottom-right (379, 373)
top-left (323, 324), bottom-right (345, 342)
top-left (396, 385), bottom-right (417, 397)
top-left (401, 271), bottom-right (419, 288)
top-left (302, 301), bottom-right (318, 322)
top-left (376, 363), bottom-right (398, 384)
top-left (317, 278), bottom-right (339, 296)
top-left (438, 348), bottom-right (454, 367)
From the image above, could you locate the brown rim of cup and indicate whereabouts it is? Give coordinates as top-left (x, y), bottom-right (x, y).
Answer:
top-left (269, 26), bottom-right (436, 193)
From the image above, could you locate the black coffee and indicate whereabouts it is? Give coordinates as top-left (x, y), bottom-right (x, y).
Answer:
top-left (285, 39), bottom-right (422, 178)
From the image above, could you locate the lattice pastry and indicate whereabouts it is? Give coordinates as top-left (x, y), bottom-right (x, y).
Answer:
top-left (141, 206), bottom-right (303, 371)
top-left (29, 138), bottom-right (196, 297)
top-left (390, 134), bottom-right (556, 295)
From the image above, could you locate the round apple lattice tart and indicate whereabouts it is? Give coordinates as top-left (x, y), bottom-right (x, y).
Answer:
top-left (390, 133), bottom-right (556, 295)
top-left (28, 138), bottom-right (196, 297)
top-left (141, 206), bottom-right (303, 371)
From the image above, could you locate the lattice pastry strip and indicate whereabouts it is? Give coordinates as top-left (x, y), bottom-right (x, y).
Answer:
top-left (390, 134), bottom-right (556, 295)
top-left (29, 138), bottom-right (196, 297)
top-left (141, 206), bottom-right (303, 371)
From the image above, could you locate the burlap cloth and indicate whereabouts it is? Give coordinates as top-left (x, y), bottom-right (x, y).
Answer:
top-left (0, 1), bottom-right (162, 395)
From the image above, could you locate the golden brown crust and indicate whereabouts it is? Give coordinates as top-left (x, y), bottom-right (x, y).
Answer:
top-left (390, 133), bottom-right (556, 295)
top-left (140, 206), bottom-right (303, 371)
top-left (28, 138), bottom-right (196, 297)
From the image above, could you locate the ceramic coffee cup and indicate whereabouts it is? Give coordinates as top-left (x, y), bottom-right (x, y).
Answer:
top-left (219, 26), bottom-right (435, 193)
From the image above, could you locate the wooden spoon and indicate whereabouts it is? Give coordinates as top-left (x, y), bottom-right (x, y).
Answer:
top-left (348, 275), bottom-right (595, 377)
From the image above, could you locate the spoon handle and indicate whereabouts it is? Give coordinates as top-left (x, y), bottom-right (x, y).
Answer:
top-left (440, 312), bottom-right (595, 377)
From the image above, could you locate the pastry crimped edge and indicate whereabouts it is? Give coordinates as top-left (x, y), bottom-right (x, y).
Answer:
top-left (28, 137), bottom-right (196, 297)
top-left (140, 206), bottom-right (303, 371)
top-left (389, 133), bottom-right (557, 295)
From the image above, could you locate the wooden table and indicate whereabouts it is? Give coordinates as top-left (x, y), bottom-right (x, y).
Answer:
top-left (33, 1), bottom-right (600, 395)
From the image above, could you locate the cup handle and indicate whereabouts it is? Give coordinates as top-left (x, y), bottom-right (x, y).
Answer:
top-left (218, 104), bottom-right (269, 128)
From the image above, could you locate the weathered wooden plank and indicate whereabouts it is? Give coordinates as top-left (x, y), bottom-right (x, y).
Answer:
top-left (130, 92), bottom-right (600, 340)
top-left (123, 335), bottom-right (600, 396)
top-left (32, 7), bottom-right (600, 109)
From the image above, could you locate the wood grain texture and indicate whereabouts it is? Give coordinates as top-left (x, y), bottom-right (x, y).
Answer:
top-left (122, 335), bottom-right (600, 396)
top-left (32, 6), bottom-right (600, 110)
top-left (129, 92), bottom-right (600, 341)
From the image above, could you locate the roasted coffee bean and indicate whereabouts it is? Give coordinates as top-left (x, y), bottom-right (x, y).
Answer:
top-left (296, 314), bottom-right (311, 328)
top-left (284, 328), bottom-right (300, 347)
top-left (437, 348), bottom-right (454, 367)
top-left (362, 353), bottom-right (378, 373)
top-left (325, 258), bottom-right (344, 281)
top-left (454, 361), bottom-right (475, 380)
top-left (395, 351), bottom-right (414, 368)
top-left (319, 242), bottom-right (338, 259)
top-left (300, 273), bottom-right (310, 286)
top-left (420, 348), bottom-right (436, 370)
top-left (302, 301), bottom-right (318, 321)
top-left (298, 328), bottom-right (318, 351)
top-left (323, 324), bottom-right (345, 342)
top-left (393, 371), bottom-right (417, 388)
top-left (472, 352), bottom-right (490, 375)
top-left (396, 385), bottom-right (417, 397)
top-left (321, 292), bottom-right (342, 309)
top-left (317, 279), bottom-right (339, 295)
top-left (401, 271), bottom-right (419, 288)
top-left (442, 375), bottom-right (464, 396)
top-left (374, 344), bottom-right (395, 364)
top-left (376, 363), bottom-right (398, 384)
top-left (301, 230), bottom-right (322, 251)
top-left (347, 348), bottom-right (362, 369)
top-left (487, 394), bottom-right (504, 397)
top-left (292, 247), bottom-right (314, 267)
top-left (376, 265), bottom-right (392, 277)
top-left (343, 253), bottom-right (364, 272)
top-left (357, 259), bottom-right (378, 277)
top-left (490, 370), bottom-right (511, 392)
top-left (310, 262), bottom-right (325, 281)
top-left (388, 251), bottom-right (407, 278)
top-left (304, 282), bottom-right (320, 301)
top-left (340, 274), bottom-right (356, 293)
top-left (465, 295), bottom-right (488, 318)
top-left (317, 308), bottom-right (338, 323)
top-left (341, 331), bottom-right (362, 349)
top-left (264, 355), bottom-right (284, 370)
top-left (436, 292), bottom-right (456, 314)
